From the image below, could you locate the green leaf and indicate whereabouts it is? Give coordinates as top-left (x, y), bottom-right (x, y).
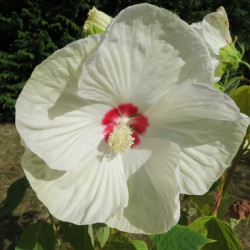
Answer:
top-left (15, 223), bottom-right (56, 250)
top-left (190, 194), bottom-right (234, 219)
top-left (223, 76), bottom-right (241, 96)
top-left (232, 85), bottom-right (250, 116)
top-left (131, 240), bottom-right (148, 250)
top-left (213, 82), bottom-right (225, 92)
top-left (60, 221), bottom-right (93, 250)
top-left (190, 194), bottom-right (214, 216)
top-left (103, 232), bottom-right (136, 250)
top-left (88, 225), bottom-right (94, 246)
top-left (149, 224), bottom-right (211, 250)
top-left (188, 216), bottom-right (242, 250)
top-left (0, 176), bottom-right (29, 217)
top-left (93, 224), bottom-right (110, 248)
top-left (217, 197), bottom-right (236, 219)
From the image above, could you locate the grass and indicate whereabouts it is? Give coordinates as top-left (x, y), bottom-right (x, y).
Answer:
top-left (0, 124), bottom-right (48, 250)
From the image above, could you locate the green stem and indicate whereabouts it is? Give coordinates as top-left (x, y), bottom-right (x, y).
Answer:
top-left (49, 212), bottom-right (62, 249)
top-left (239, 60), bottom-right (250, 70)
top-left (241, 76), bottom-right (250, 83)
top-left (209, 173), bottom-right (226, 216)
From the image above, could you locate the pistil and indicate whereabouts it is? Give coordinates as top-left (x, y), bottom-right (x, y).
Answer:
top-left (108, 124), bottom-right (135, 153)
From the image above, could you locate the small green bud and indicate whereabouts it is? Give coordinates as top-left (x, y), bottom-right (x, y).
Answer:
top-left (216, 38), bottom-right (244, 77)
top-left (83, 7), bottom-right (112, 38)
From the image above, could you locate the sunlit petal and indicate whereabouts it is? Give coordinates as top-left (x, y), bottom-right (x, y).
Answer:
top-left (16, 36), bottom-right (114, 171)
top-left (145, 81), bottom-right (249, 148)
top-left (179, 118), bottom-right (248, 194)
top-left (22, 142), bottom-right (128, 224)
top-left (78, 4), bottom-right (213, 110)
top-left (107, 138), bottom-right (180, 234)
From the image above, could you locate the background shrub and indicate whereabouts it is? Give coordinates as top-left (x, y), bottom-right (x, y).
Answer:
top-left (0, 0), bottom-right (249, 122)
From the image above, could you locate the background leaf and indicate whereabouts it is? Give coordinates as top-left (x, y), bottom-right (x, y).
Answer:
top-left (60, 221), bottom-right (93, 250)
top-left (0, 0), bottom-right (249, 122)
top-left (149, 224), bottom-right (211, 250)
top-left (223, 76), bottom-right (242, 96)
top-left (15, 222), bottom-right (56, 250)
top-left (0, 176), bottom-right (29, 217)
top-left (93, 223), bottom-right (110, 248)
top-left (103, 232), bottom-right (136, 250)
top-left (131, 240), bottom-right (148, 250)
top-left (188, 216), bottom-right (242, 250)
top-left (232, 85), bottom-right (250, 116)
top-left (88, 225), bottom-right (94, 246)
top-left (190, 194), bottom-right (234, 219)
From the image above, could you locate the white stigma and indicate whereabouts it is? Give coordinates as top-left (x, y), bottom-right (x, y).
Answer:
top-left (108, 124), bottom-right (134, 153)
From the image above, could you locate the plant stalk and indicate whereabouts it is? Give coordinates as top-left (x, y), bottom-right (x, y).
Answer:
top-left (49, 212), bottom-right (62, 249)
top-left (239, 60), bottom-right (250, 70)
top-left (241, 76), bottom-right (250, 83)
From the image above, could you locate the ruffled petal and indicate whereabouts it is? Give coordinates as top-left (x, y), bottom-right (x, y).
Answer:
top-left (78, 3), bottom-right (213, 111)
top-left (121, 136), bottom-right (153, 179)
top-left (145, 81), bottom-right (249, 194)
top-left (179, 118), bottom-right (249, 194)
top-left (145, 81), bottom-right (249, 148)
top-left (191, 7), bottom-right (231, 55)
top-left (106, 138), bottom-right (180, 234)
top-left (22, 142), bottom-right (128, 224)
top-left (16, 36), bottom-right (113, 171)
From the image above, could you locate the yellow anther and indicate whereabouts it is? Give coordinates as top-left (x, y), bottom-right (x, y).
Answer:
top-left (108, 124), bottom-right (134, 153)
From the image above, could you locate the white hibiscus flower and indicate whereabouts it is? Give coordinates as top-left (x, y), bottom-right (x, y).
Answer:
top-left (16, 4), bottom-right (249, 234)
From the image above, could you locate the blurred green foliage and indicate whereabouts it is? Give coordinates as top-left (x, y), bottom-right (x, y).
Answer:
top-left (0, 0), bottom-right (249, 122)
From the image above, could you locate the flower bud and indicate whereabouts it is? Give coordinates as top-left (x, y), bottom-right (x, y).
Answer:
top-left (216, 39), bottom-right (244, 77)
top-left (83, 7), bottom-right (112, 37)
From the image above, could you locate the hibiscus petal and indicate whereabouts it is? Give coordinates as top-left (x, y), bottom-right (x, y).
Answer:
top-left (22, 142), bottom-right (128, 224)
top-left (179, 120), bottom-right (248, 194)
top-left (145, 81), bottom-right (249, 148)
top-left (192, 6), bottom-right (232, 55)
top-left (118, 103), bottom-right (138, 117)
top-left (16, 36), bottom-right (113, 171)
top-left (130, 114), bottom-right (149, 134)
top-left (145, 81), bottom-right (249, 194)
top-left (102, 108), bottom-right (119, 125)
top-left (78, 3), bottom-right (213, 111)
top-left (121, 136), bottom-right (153, 179)
top-left (106, 138), bottom-right (181, 234)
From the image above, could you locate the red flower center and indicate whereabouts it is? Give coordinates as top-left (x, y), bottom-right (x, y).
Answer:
top-left (102, 103), bottom-right (149, 149)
